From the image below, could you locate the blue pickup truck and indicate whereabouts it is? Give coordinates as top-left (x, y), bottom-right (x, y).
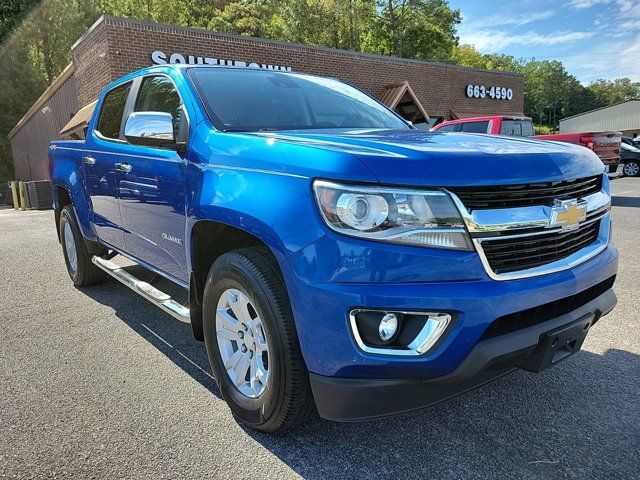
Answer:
top-left (50, 65), bottom-right (618, 433)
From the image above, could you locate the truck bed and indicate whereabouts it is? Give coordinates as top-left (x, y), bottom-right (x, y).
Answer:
top-left (534, 132), bottom-right (622, 166)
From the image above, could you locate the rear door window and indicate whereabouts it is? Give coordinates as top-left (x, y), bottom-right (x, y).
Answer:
top-left (96, 82), bottom-right (132, 139)
top-left (500, 120), bottom-right (534, 137)
top-left (437, 124), bottom-right (461, 132)
top-left (460, 121), bottom-right (490, 133)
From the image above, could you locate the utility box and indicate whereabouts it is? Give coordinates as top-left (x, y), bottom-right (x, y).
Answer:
top-left (25, 180), bottom-right (53, 210)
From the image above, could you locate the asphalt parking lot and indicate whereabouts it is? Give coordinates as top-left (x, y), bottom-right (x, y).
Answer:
top-left (1, 178), bottom-right (639, 479)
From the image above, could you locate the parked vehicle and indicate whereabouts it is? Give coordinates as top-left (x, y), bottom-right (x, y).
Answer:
top-left (621, 142), bottom-right (640, 177)
top-left (622, 136), bottom-right (640, 149)
top-left (50, 65), bottom-right (618, 433)
top-left (431, 116), bottom-right (623, 178)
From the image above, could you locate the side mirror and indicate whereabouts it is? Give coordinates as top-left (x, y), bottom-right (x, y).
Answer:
top-left (124, 111), bottom-right (177, 148)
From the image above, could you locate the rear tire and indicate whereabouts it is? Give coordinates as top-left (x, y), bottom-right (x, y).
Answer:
top-left (623, 160), bottom-right (639, 177)
top-left (202, 247), bottom-right (315, 433)
top-left (59, 205), bottom-right (108, 287)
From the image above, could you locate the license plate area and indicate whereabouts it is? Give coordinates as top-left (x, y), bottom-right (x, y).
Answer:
top-left (517, 314), bottom-right (594, 372)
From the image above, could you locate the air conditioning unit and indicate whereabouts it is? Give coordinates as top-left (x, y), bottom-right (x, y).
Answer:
top-left (25, 180), bottom-right (53, 210)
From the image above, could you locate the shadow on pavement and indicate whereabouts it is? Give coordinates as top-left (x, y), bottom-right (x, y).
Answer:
top-left (80, 278), bottom-right (640, 479)
top-left (82, 270), bottom-right (222, 399)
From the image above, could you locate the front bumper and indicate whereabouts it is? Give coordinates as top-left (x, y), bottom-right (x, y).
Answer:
top-left (283, 235), bottom-right (618, 379)
top-left (607, 163), bottom-right (623, 178)
top-left (310, 288), bottom-right (617, 421)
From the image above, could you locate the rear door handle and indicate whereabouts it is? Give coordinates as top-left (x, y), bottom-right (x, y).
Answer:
top-left (115, 162), bottom-right (132, 173)
top-left (83, 156), bottom-right (96, 165)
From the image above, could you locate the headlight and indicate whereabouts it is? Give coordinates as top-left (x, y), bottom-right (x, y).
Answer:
top-left (313, 180), bottom-right (473, 250)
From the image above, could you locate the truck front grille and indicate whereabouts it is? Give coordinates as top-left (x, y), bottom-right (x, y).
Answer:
top-left (480, 220), bottom-right (601, 274)
top-left (450, 176), bottom-right (602, 210)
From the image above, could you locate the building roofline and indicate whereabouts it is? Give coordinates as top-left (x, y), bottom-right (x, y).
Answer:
top-left (80, 14), bottom-right (522, 78)
top-left (71, 14), bottom-right (107, 50)
top-left (8, 63), bottom-right (75, 139)
top-left (560, 99), bottom-right (640, 123)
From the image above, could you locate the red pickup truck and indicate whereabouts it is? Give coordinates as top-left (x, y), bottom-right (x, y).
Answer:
top-left (431, 116), bottom-right (623, 177)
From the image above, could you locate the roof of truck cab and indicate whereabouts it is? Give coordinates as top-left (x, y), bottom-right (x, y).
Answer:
top-left (99, 63), bottom-right (333, 94)
top-left (437, 115), bottom-right (531, 125)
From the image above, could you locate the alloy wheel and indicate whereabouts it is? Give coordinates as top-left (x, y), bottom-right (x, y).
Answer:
top-left (624, 162), bottom-right (639, 177)
top-left (63, 221), bottom-right (78, 275)
top-left (215, 288), bottom-right (270, 398)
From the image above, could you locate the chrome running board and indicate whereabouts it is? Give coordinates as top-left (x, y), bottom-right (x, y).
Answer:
top-left (91, 255), bottom-right (191, 323)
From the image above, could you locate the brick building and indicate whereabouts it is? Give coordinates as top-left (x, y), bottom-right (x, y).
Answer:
top-left (9, 15), bottom-right (525, 181)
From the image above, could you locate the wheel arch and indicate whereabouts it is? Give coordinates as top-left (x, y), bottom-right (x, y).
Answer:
top-left (188, 220), bottom-right (284, 341)
top-left (53, 185), bottom-right (73, 242)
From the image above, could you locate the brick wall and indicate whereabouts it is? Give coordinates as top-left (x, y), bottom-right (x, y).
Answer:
top-left (72, 15), bottom-right (524, 118)
top-left (71, 20), bottom-right (113, 106)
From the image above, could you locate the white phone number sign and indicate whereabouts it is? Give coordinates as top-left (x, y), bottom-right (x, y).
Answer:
top-left (466, 84), bottom-right (513, 100)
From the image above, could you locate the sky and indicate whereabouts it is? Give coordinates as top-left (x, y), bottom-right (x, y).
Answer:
top-left (451, 0), bottom-right (640, 84)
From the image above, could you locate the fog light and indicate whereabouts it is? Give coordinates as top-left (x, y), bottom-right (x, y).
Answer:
top-left (350, 309), bottom-right (452, 356)
top-left (378, 313), bottom-right (398, 341)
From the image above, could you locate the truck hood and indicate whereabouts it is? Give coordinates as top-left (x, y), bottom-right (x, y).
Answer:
top-left (254, 129), bottom-right (605, 186)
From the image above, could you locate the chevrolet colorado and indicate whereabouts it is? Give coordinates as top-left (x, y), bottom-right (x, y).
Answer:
top-left (50, 65), bottom-right (618, 433)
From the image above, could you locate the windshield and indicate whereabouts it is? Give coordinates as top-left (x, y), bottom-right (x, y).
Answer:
top-left (622, 142), bottom-right (640, 152)
top-left (188, 67), bottom-right (409, 132)
top-left (499, 119), bottom-right (534, 137)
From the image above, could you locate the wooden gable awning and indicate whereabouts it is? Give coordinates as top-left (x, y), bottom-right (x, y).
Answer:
top-left (378, 81), bottom-right (429, 124)
top-left (60, 100), bottom-right (97, 139)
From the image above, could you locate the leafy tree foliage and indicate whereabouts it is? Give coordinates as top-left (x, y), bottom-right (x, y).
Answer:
top-left (0, 0), bottom-right (39, 44)
top-left (362, 1), bottom-right (460, 61)
top-left (588, 78), bottom-right (640, 107)
top-left (208, 1), bottom-right (283, 38)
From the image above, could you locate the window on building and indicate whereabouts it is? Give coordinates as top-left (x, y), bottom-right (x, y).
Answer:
top-left (460, 121), bottom-right (490, 133)
top-left (134, 76), bottom-right (184, 139)
top-left (96, 82), bottom-right (132, 139)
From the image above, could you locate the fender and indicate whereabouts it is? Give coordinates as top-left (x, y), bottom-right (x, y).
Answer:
top-left (50, 142), bottom-right (98, 242)
top-left (183, 123), bottom-right (380, 272)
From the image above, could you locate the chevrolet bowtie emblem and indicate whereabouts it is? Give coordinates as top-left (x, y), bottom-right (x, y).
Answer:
top-left (549, 199), bottom-right (587, 231)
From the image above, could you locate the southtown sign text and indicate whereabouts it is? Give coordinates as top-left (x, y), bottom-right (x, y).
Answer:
top-left (151, 50), bottom-right (292, 71)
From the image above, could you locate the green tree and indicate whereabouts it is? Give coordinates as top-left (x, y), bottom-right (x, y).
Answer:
top-left (0, 33), bottom-right (48, 181)
top-left (520, 60), bottom-right (577, 127)
top-left (452, 44), bottom-right (486, 69)
top-left (279, 0), bottom-right (377, 51)
top-left (586, 78), bottom-right (640, 107)
top-left (363, 0), bottom-right (460, 61)
top-left (208, 1), bottom-right (283, 38)
top-left (0, 0), bottom-right (39, 44)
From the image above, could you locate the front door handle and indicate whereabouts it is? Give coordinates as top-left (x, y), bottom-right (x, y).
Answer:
top-left (115, 162), bottom-right (132, 173)
top-left (83, 156), bottom-right (96, 165)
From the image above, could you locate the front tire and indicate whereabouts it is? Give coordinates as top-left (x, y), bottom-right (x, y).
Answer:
top-left (59, 205), bottom-right (108, 287)
top-left (623, 160), bottom-right (640, 177)
top-left (202, 247), bottom-right (315, 433)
